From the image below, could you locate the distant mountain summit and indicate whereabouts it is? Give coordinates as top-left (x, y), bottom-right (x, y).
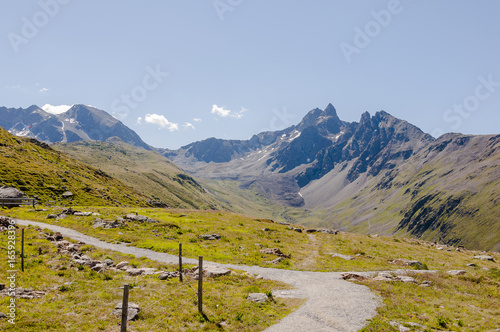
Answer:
top-left (163, 104), bottom-right (434, 205)
top-left (0, 104), bottom-right (150, 149)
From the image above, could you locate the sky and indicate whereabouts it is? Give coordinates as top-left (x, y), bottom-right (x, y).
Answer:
top-left (1, 0), bottom-right (499, 149)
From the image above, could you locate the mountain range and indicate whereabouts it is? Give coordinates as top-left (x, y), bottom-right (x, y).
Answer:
top-left (0, 104), bottom-right (150, 149)
top-left (0, 103), bottom-right (498, 251)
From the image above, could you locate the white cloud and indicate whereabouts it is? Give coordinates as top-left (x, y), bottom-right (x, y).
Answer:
top-left (183, 122), bottom-right (195, 130)
top-left (42, 104), bottom-right (73, 114)
top-left (144, 113), bottom-right (178, 131)
top-left (136, 117), bottom-right (143, 124)
top-left (193, 117), bottom-right (202, 122)
top-left (211, 104), bottom-right (246, 119)
top-left (39, 88), bottom-right (50, 93)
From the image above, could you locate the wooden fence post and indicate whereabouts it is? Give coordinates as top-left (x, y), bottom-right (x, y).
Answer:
top-left (179, 243), bottom-right (183, 282)
top-left (121, 284), bottom-right (129, 332)
top-left (21, 228), bottom-right (24, 272)
top-left (198, 256), bottom-right (203, 313)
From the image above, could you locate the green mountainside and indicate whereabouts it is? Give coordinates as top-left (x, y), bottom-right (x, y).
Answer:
top-left (0, 127), bottom-right (149, 206)
top-left (54, 138), bottom-right (223, 210)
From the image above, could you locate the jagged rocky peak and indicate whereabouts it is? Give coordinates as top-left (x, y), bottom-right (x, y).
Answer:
top-left (296, 103), bottom-right (344, 135)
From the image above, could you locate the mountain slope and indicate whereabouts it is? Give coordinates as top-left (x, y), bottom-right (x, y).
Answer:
top-left (0, 127), bottom-right (150, 206)
top-left (162, 104), bottom-right (499, 251)
top-left (300, 133), bottom-right (500, 251)
top-left (54, 138), bottom-right (223, 210)
top-left (0, 104), bottom-right (150, 149)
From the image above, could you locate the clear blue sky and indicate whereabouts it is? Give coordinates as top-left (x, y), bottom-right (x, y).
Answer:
top-left (1, 0), bottom-right (499, 149)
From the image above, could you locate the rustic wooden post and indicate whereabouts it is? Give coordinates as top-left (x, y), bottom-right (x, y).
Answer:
top-left (21, 228), bottom-right (24, 272)
top-left (179, 243), bottom-right (183, 282)
top-left (121, 284), bottom-right (129, 332)
top-left (198, 256), bottom-right (203, 313)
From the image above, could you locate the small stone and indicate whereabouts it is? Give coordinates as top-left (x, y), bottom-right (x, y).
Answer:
top-left (247, 293), bottom-right (268, 303)
top-left (47, 214), bottom-right (58, 219)
top-left (0, 312), bottom-right (7, 319)
top-left (447, 270), bottom-right (466, 276)
top-left (104, 259), bottom-right (114, 266)
top-left (61, 191), bottom-right (73, 198)
top-left (466, 263), bottom-right (476, 267)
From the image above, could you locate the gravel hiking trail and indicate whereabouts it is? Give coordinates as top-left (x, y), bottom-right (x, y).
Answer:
top-left (15, 219), bottom-right (380, 332)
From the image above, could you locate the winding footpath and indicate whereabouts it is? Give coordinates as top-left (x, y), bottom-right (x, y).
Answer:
top-left (15, 219), bottom-right (380, 332)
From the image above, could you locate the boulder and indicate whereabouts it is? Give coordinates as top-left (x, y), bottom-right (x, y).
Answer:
top-left (159, 271), bottom-right (178, 280)
top-left (447, 270), bottom-right (466, 276)
top-left (319, 229), bottom-right (338, 235)
top-left (112, 302), bottom-right (141, 321)
top-left (247, 293), bottom-right (268, 303)
top-left (260, 248), bottom-right (290, 258)
top-left (396, 276), bottom-right (417, 283)
top-left (115, 261), bottom-right (129, 270)
top-left (329, 253), bottom-right (354, 260)
top-left (474, 255), bottom-right (494, 261)
top-left (340, 273), bottom-right (366, 281)
top-left (61, 191), bottom-right (73, 198)
top-left (199, 234), bottom-right (221, 240)
top-left (389, 259), bottom-right (424, 268)
top-left (0, 187), bottom-right (25, 205)
top-left (267, 257), bottom-right (284, 264)
top-left (204, 266), bottom-right (231, 278)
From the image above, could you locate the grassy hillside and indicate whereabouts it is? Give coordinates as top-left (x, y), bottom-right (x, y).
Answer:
top-left (0, 127), bottom-right (149, 206)
top-left (54, 139), bottom-right (224, 210)
top-left (0, 224), bottom-right (298, 331)
top-left (2, 206), bottom-right (499, 331)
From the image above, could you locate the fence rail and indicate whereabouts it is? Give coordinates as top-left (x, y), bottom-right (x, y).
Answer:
top-left (0, 197), bottom-right (37, 208)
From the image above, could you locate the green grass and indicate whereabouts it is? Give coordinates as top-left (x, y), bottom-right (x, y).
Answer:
top-left (2, 206), bottom-right (499, 331)
top-left (54, 140), bottom-right (224, 210)
top-left (360, 270), bottom-right (500, 331)
top-left (0, 226), bottom-right (300, 331)
top-left (0, 128), bottom-right (149, 206)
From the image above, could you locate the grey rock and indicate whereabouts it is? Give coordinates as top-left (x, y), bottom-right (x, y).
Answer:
top-left (447, 270), bottom-right (466, 276)
top-left (467, 263), bottom-right (477, 267)
top-left (389, 259), bottom-right (424, 268)
top-left (115, 261), bottom-right (129, 270)
top-left (57, 213), bottom-right (67, 219)
top-left (0, 312), bottom-right (7, 319)
top-left (199, 234), bottom-right (221, 240)
top-left (396, 276), bottom-right (417, 283)
top-left (247, 293), bottom-right (268, 303)
top-left (104, 259), bottom-right (114, 266)
top-left (329, 253), bottom-right (354, 260)
top-left (474, 255), bottom-right (494, 261)
top-left (61, 191), bottom-right (73, 198)
top-left (112, 302), bottom-right (141, 321)
top-left (205, 266), bottom-right (231, 278)
top-left (260, 248), bottom-right (290, 258)
top-left (159, 271), bottom-right (178, 280)
top-left (47, 214), bottom-right (58, 219)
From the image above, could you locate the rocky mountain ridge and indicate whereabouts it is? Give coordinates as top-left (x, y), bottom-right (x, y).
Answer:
top-left (0, 104), bottom-right (150, 149)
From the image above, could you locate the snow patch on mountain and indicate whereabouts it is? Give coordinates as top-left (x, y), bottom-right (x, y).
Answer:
top-left (42, 104), bottom-right (73, 115)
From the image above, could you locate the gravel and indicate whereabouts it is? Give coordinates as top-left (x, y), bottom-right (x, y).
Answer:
top-left (15, 219), bottom-right (380, 331)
